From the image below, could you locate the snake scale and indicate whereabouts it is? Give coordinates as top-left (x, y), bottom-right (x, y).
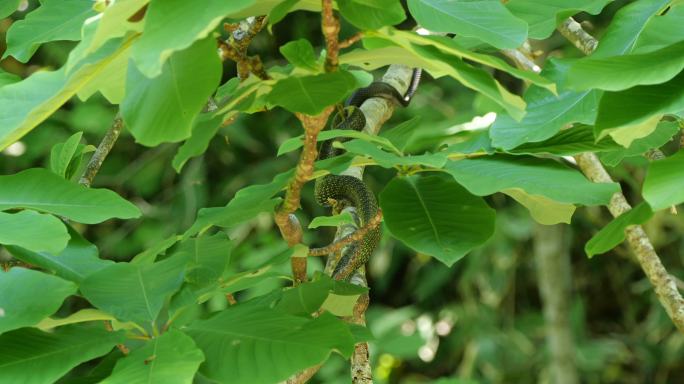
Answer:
top-left (314, 68), bottom-right (422, 280)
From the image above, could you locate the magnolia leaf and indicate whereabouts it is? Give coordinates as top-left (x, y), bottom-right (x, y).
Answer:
top-left (0, 268), bottom-right (77, 334)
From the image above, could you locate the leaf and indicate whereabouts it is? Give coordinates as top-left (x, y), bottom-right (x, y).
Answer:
top-left (179, 232), bottom-right (233, 288)
top-left (490, 59), bottom-right (601, 150)
top-left (599, 121), bottom-right (680, 166)
top-left (278, 128), bottom-right (399, 156)
top-left (130, 0), bottom-right (254, 77)
top-left (0, 168), bottom-right (140, 224)
top-left (0, 0), bottom-right (20, 18)
top-left (342, 139), bottom-right (448, 168)
top-left (584, 202), bottom-right (653, 258)
top-left (379, 175), bottom-right (495, 266)
top-left (337, 0), bottom-right (406, 29)
top-left (81, 0), bottom-right (149, 56)
top-left (0, 326), bottom-right (124, 384)
top-left (308, 212), bottom-right (355, 228)
top-left (172, 112), bottom-right (225, 173)
top-left (410, 44), bottom-right (526, 121)
top-left (503, 188), bottom-right (576, 225)
top-left (36, 309), bottom-right (116, 330)
top-left (407, 0), bottom-right (527, 49)
top-left (633, 4), bottom-right (684, 53)
top-left (594, 71), bottom-right (684, 142)
top-left (591, 0), bottom-right (671, 58)
top-left (0, 69), bottom-right (20, 86)
top-left (49, 131), bottom-right (83, 178)
top-left (122, 37), bottom-right (222, 146)
top-left (505, 0), bottom-right (612, 39)
top-left (267, 71), bottom-right (362, 115)
top-left (0, 36), bottom-right (132, 151)
top-left (643, 151), bottom-right (684, 210)
top-left (186, 305), bottom-right (355, 384)
top-left (0, 210), bottom-right (69, 253)
top-left (568, 40), bottom-right (684, 91)
top-left (279, 39), bottom-right (319, 71)
top-left (5, 224), bottom-right (113, 283)
top-left (80, 253), bottom-right (188, 324)
top-left (444, 155), bottom-right (620, 206)
top-left (509, 125), bottom-right (621, 156)
top-left (186, 171), bottom-right (291, 236)
top-left (268, 0), bottom-right (300, 25)
top-left (366, 29), bottom-right (556, 93)
top-left (275, 276), bottom-right (334, 315)
top-left (2, 0), bottom-right (97, 62)
top-left (100, 329), bottom-right (204, 384)
top-left (380, 116), bottom-right (421, 151)
top-left (0, 268), bottom-right (76, 334)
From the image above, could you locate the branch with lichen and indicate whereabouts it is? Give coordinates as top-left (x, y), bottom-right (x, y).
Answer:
top-left (556, 18), bottom-right (684, 333)
top-left (219, 16), bottom-right (269, 80)
top-left (79, 114), bottom-right (123, 187)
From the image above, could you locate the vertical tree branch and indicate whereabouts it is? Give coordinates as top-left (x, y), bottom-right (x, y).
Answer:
top-left (534, 225), bottom-right (579, 384)
top-left (321, 0), bottom-right (340, 72)
top-left (79, 114), bottom-right (123, 187)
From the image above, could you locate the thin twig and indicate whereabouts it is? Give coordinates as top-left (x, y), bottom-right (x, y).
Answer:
top-left (558, 18), bottom-right (598, 55)
top-left (79, 114), bottom-right (123, 187)
top-left (339, 32), bottom-right (363, 49)
top-left (309, 210), bottom-right (382, 256)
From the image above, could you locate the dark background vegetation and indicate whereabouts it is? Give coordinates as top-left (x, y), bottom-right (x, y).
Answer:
top-left (2, 1), bottom-right (684, 383)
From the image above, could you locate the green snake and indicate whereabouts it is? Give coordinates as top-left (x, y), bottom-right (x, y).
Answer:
top-left (315, 69), bottom-right (422, 280)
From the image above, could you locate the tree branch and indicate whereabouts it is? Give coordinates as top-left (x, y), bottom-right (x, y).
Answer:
top-left (321, 0), bottom-right (340, 72)
top-left (79, 114), bottom-right (123, 187)
top-left (219, 16), bottom-right (269, 80)
top-left (556, 17), bottom-right (684, 333)
top-left (308, 210), bottom-right (382, 257)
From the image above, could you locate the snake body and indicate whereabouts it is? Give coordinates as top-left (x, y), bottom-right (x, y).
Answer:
top-left (315, 69), bottom-right (421, 280)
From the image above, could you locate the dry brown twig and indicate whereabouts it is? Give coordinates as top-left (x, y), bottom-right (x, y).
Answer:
top-left (308, 210), bottom-right (383, 257)
top-left (218, 16), bottom-right (270, 80)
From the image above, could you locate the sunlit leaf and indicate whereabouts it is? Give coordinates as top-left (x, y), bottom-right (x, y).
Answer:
top-left (643, 151), bottom-right (684, 210)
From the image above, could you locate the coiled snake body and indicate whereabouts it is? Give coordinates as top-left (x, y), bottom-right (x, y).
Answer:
top-left (315, 69), bottom-right (421, 280)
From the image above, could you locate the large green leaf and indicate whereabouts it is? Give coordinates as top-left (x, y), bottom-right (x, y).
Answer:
top-left (0, 0), bottom-right (20, 18)
top-left (279, 39), bottom-right (320, 72)
top-left (122, 37), bottom-right (221, 146)
top-left (633, 4), bottom-right (684, 53)
top-left (0, 268), bottom-right (76, 334)
top-left (185, 172), bottom-right (291, 236)
top-left (643, 151), bottom-right (684, 210)
top-left (2, 0), bottom-right (96, 62)
top-left (0, 68), bottom-right (20, 86)
top-left (505, 0), bottom-right (612, 39)
top-left (490, 59), bottom-right (600, 150)
top-left (595, 71), bottom-right (684, 142)
top-left (172, 113), bottom-right (225, 173)
top-left (266, 71), bottom-right (363, 115)
top-left (379, 175), bottom-right (495, 266)
top-left (0, 326), bottom-right (124, 384)
top-left (5, 225), bottom-right (113, 283)
top-left (343, 139), bottom-right (448, 168)
top-left (568, 40), bottom-right (684, 91)
top-left (186, 304), bottom-right (355, 384)
top-left (591, 0), bottom-right (671, 57)
top-left (0, 36), bottom-right (132, 151)
top-left (130, 0), bottom-right (254, 77)
top-left (100, 329), bottom-right (204, 384)
top-left (509, 125), bottom-right (621, 156)
top-left (178, 232), bottom-right (233, 288)
top-left (0, 210), bottom-right (69, 254)
top-left (585, 203), bottom-right (653, 258)
top-left (337, 0), bottom-right (406, 29)
top-left (367, 29), bottom-right (556, 93)
top-left (407, 0), bottom-right (527, 49)
top-left (0, 168), bottom-right (140, 224)
top-left (80, 254), bottom-right (188, 324)
top-left (599, 121), bottom-right (680, 166)
top-left (81, 0), bottom-right (149, 56)
top-left (444, 156), bottom-right (619, 206)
